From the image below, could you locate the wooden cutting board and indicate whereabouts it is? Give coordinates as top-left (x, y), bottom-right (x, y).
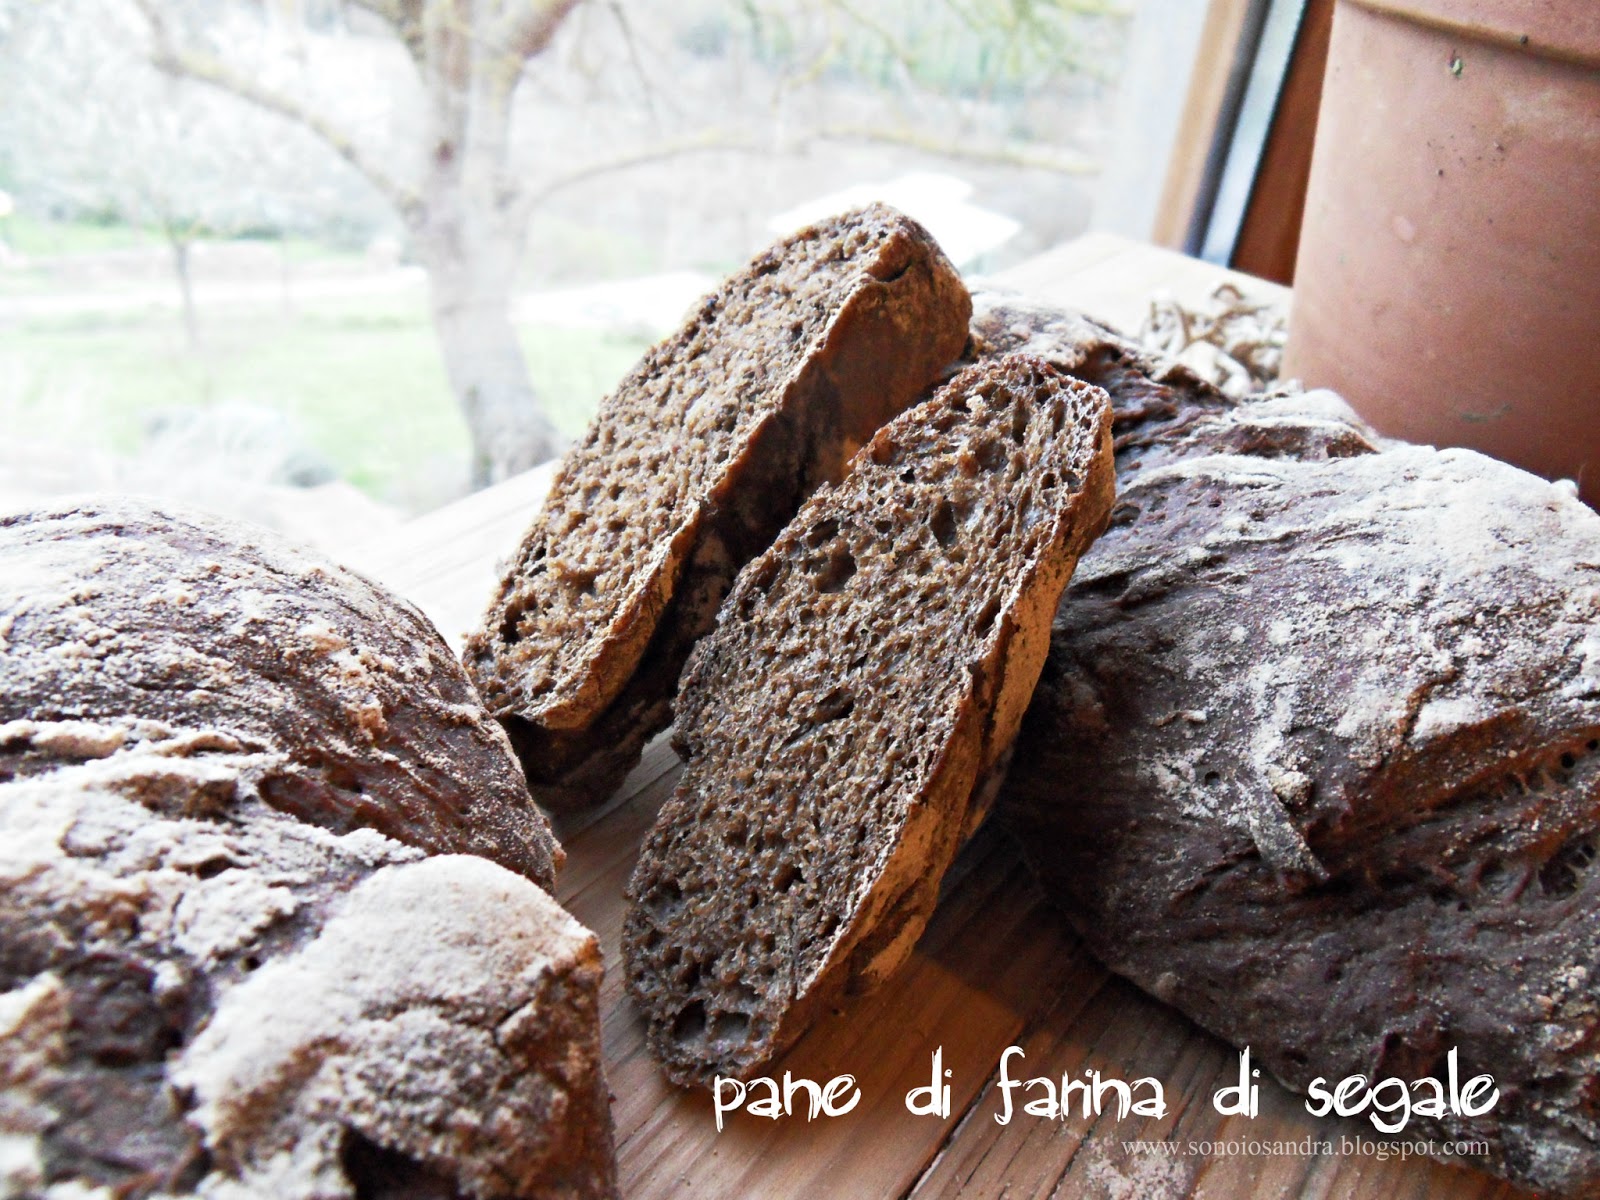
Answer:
top-left (352, 234), bottom-right (1520, 1200)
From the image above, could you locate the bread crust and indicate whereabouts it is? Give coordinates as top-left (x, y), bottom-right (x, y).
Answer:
top-left (0, 497), bottom-right (559, 888)
top-left (0, 498), bottom-right (615, 1198)
top-left (981, 294), bottom-right (1600, 1198)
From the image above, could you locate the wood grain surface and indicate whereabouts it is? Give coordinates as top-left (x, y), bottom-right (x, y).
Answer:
top-left (356, 235), bottom-right (1520, 1200)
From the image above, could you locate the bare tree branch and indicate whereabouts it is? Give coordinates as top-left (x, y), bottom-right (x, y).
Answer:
top-left (815, 124), bottom-right (1098, 175)
top-left (605, 0), bottom-right (665, 124)
top-left (498, 0), bottom-right (585, 62)
top-left (346, 0), bottom-right (427, 71)
top-left (416, 0), bottom-right (471, 148)
top-left (131, 0), bottom-right (422, 218)
top-left (521, 118), bottom-right (1097, 222)
top-left (521, 129), bottom-right (768, 212)
top-left (825, 0), bottom-right (922, 77)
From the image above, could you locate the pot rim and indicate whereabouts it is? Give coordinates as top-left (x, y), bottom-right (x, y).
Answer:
top-left (1344, 0), bottom-right (1600, 69)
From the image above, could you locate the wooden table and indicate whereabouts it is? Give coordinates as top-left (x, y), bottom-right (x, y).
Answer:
top-left (352, 234), bottom-right (1518, 1200)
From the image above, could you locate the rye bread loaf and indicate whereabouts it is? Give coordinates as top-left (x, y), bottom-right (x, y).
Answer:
top-left (979, 296), bottom-right (1600, 1196)
top-left (0, 497), bottom-right (560, 890)
top-left (623, 353), bottom-right (1114, 1086)
top-left (0, 499), bottom-right (614, 1198)
top-left (464, 204), bottom-right (971, 811)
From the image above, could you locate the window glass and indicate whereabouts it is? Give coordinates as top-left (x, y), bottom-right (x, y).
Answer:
top-left (0, 0), bottom-right (1202, 548)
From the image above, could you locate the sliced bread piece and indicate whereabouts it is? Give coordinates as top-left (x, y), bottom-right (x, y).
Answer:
top-left (622, 353), bottom-right (1114, 1085)
top-left (463, 204), bottom-right (971, 810)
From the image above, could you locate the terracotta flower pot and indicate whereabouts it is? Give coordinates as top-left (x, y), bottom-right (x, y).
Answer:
top-left (1282, 0), bottom-right (1600, 505)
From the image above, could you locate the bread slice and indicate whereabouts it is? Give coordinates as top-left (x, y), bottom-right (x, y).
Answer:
top-left (463, 205), bottom-right (971, 811)
top-left (622, 353), bottom-right (1114, 1085)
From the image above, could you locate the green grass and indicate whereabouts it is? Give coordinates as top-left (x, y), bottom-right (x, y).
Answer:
top-left (0, 294), bottom-right (651, 511)
top-left (1, 212), bottom-right (156, 257)
top-left (0, 216), bottom-right (654, 511)
top-left (1, 212), bottom-right (342, 262)
top-left (522, 323), bottom-right (653, 433)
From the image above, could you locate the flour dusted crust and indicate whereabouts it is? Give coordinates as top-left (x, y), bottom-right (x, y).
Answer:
top-left (0, 757), bottom-right (614, 1198)
top-left (0, 498), bottom-right (560, 890)
top-left (465, 204), bottom-right (971, 811)
top-left (624, 354), bottom-right (1113, 1085)
top-left (980, 295), bottom-right (1600, 1197)
top-left (0, 498), bottom-right (614, 1198)
top-left (180, 853), bottom-right (611, 1199)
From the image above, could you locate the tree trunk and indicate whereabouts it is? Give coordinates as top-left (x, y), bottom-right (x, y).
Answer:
top-left (168, 232), bottom-right (199, 349)
top-left (131, 0), bottom-right (585, 487)
top-left (416, 224), bottom-right (563, 489)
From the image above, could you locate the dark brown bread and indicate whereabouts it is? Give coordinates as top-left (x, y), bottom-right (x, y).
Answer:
top-left (0, 499), bottom-right (615, 1198)
top-left (464, 204), bottom-right (972, 810)
top-left (623, 354), bottom-right (1114, 1086)
top-left (0, 768), bottom-right (615, 1199)
top-left (0, 497), bottom-right (560, 890)
top-left (980, 296), bottom-right (1600, 1197)
top-left (968, 292), bottom-right (1239, 469)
